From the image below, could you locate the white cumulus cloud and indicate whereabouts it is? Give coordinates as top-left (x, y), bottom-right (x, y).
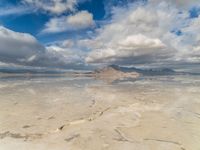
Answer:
top-left (85, 0), bottom-right (200, 66)
top-left (0, 26), bottom-right (45, 64)
top-left (42, 11), bottom-right (95, 33)
top-left (0, 26), bottom-right (84, 68)
top-left (22, 0), bottom-right (77, 14)
top-left (86, 34), bottom-right (167, 64)
top-left (150, 0), bottom-right (200, 9)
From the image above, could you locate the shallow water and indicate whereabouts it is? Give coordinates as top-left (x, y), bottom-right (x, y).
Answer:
top-left (0, 75), bottom-right (200, 150)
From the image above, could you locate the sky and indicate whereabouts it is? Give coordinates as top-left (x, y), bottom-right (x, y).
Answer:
top-left (0, 0), bottom-right (200, 70)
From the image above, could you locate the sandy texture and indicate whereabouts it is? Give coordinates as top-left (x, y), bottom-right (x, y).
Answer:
top-left (0, 75), bottom-right (200, 150)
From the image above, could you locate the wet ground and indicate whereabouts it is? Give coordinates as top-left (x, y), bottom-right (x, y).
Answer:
top-left (0, 75), bottom-right (200, 150)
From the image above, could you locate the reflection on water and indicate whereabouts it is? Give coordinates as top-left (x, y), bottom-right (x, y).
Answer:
top-left (0, 75), bottom-right (200, 150)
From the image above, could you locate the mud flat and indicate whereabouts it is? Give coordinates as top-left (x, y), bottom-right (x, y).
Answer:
top-left (0, 75), bottom-right (200, 150)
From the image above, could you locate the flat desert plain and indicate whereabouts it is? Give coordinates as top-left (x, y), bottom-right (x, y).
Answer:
top-left (0, 75), bottom-right (200, 150)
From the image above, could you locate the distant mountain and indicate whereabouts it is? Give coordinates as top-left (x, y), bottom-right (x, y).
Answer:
top-left (77, 65), bottom-right (178, 81)
top-left (92, 65), bottom-right (140, 82)
top-left (108, 65), bottom-right (176, 76)
top-left (1, 65), bottom-right (198, 77)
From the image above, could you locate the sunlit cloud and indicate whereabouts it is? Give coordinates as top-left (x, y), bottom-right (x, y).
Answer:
top-left (42, 11), bottom-right (95, 33)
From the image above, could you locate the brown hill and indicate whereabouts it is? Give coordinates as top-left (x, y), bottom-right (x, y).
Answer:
top-left (93, 66), bottom-right (140, 81)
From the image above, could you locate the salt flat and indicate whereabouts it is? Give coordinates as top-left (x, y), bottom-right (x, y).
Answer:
top-left (0, 75), bottom-right (200, 150)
